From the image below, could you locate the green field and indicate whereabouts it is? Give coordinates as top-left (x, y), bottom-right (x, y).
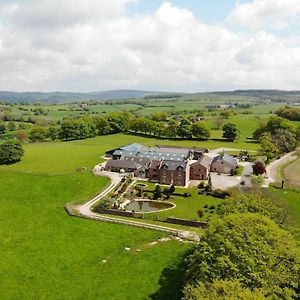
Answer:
top-left (0, 128), bottom-right (299, 298)
top-left (283, 152), bottom-right (300, 189)
top-left (0, 136), bottom-right (193, 299)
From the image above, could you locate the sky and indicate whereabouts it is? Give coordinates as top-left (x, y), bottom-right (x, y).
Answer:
top-left (0, 0), bottom-right (300, 92)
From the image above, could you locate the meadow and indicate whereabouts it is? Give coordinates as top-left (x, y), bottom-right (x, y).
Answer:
top-left (1, 132), bottom-right (300, 299)
top-left (0, 135), bottom-right (194, 300)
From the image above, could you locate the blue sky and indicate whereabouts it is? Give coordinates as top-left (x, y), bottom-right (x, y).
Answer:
top-left (128, 0), bottom-right (243, 24)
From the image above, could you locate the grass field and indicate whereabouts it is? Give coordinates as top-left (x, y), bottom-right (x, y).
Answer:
top-left (0, 136), bottom-right (193, 299)
top-left (269, 188), bottom-right (300, 238)
top-left (283, 152), bottom-right (300, 189)
top-left (0, 131), bottom-right (299, 299)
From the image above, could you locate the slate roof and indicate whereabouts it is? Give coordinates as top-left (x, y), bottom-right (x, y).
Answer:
top-left (120, 143), bottom-right (142, 152)
top-left (105, 159), bottom-right (141, 170)
top-left (160, 160), bottom-right (187, 171)
top-left (121, 156), bottom-right (151, 167)
top-left (212, 153), bottom-right (236, 166)
top-left (191, 155), bottom-right (213, 168)
top-left (112, 150), bottom-right (139, 157)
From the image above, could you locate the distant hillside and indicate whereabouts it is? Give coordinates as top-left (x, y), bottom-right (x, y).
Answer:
top-left (201, 89), bottom-right (300, 98)
top-left (0, 90), bottom-right (164, 103)
top-left (1, 89), bottom-right (300, 103)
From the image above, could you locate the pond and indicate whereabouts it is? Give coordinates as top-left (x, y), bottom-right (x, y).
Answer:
top-left (126, 200), bottom-right (175, 213)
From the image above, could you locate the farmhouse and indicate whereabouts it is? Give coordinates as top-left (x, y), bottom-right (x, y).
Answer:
top-left (159, 161), bottom-right (189, 186)
top-left (210, 153), bottom-right (237, 174)
top-left (104, 144), bottom-right (236, 186)
top-left (190, 155), bottom-right (213, 180)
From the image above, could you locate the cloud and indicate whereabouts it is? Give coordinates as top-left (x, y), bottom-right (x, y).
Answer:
top-left (0, 0), bottom-right (300, 92)
top-left (228, 0), bottom-right (300, 30)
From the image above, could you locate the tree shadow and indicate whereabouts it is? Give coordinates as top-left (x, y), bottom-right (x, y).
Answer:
top-left (149, 249), bottom-right (192, 300)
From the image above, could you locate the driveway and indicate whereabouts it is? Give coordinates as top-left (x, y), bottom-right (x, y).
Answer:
top-left (211, 173), bottom-right (241, 190)
top-left (76, 167), bottom-right (122, 216)
top-left (264, 150), bottom-right (298, 187)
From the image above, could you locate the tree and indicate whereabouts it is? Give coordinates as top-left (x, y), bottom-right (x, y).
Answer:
top-left (265, 116), bottom-right (295, 135)
top-left (93, 116), bottom-right (112, 135)
top-left (46, 127), bottom-right (59, 141)
top-left (296, 126), bottom-right (300, 141)
top-left (0, 139), bottom-right (24, 164)
top-left (252, 159), bottom-right (266, 175)
top-left (216, 192), bottom-right (289, 226)
top-left (153, 185), bottom-right (162, 200)
top-left (214, 115), bottom-right (225, 130)
top-left (276, 106), bottom-right (300, 121)
top-left (183, 280), bottom-right (267, 300)
top-left (0, 121), bottom-right (7, 134)
top-left (250, 174), bottom-right (264, 186)
top-left (222, 122), bottom-right (239, 141)
top-left (29, 127), bottom-right (48, 142)
top-left (59, 117), bottom-right (97, 141)
top-left (7, 121), bottom-right (16, 131)
top-left (178, 119), bottom-right (192, 139)
top-left (191, 122), bottom-right (210, 139)
top-left (259, 133), bottom-right (277, 160)
top-left (165, 119), bottom-right (179, 138)
top-left (186, 213), bottom-right (300, 299)
top-left (169, 184), bottom-right (175, 194)
top-left (273, 128), bottom-right (297, 153)
top-left (107, 112), bottom-right (132, 133)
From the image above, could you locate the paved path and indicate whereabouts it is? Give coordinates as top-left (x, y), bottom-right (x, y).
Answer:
top-left (77, 169), bottom-right (122, 216)
top-left (264, 150), bottom-right (298, 187)
top-left (67, 165), bottom-right (200, 242)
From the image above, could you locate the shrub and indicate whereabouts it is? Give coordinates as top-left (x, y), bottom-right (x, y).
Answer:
top-left (212, 189), bottom-right (231, 199)
top-left (198, 181), bottom-right (206, 189)
top-left (197, 210), bottom-right (204, 218)
top-left (0, 139), bottom-right (24, 165)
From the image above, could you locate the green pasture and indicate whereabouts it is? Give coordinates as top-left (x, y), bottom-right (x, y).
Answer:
top-left (0, 137), bottom-right (191, 299)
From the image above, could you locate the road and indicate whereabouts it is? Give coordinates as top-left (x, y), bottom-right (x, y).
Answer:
top-left (264, 150), bottom-right (298, 187)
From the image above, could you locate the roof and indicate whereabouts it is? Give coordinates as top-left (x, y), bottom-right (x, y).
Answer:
top-left (160, 160), bottom-right (187, 171)
top-left (120, 143), bottom-right (142, 152)
top-left (112, 149), bottom-right (139, 157)
top-left (191, 155), bottom-right (213, 168)
top-left (212, 153), bottom-right (236, 166)
top-left (105, 159), bottom-right (141, 170)
top-left (121, 156), bottom-right (151, 167)
top-left (149, 160), bottom-right (162, 169)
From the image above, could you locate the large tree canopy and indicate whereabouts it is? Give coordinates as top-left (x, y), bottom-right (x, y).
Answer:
top-left (186, 213), bottom-right (300, 299)
top-left (222, 122), bottom-right (240, 141)
top-left (183, 279), bottom-right (267, 300)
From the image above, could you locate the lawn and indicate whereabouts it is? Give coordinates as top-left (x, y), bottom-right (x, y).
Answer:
top-left (0, 137), bottom-right (192, 299)
top-left (133, 181), bottom-right (221, 223)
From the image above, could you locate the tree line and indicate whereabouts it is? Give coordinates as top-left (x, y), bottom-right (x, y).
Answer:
top-left (276, 106), bottom-right (300, 121)
top-left (253, 116), bottom-right (299, 160)
top-left (12, 112), bottom-right (240, 142)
